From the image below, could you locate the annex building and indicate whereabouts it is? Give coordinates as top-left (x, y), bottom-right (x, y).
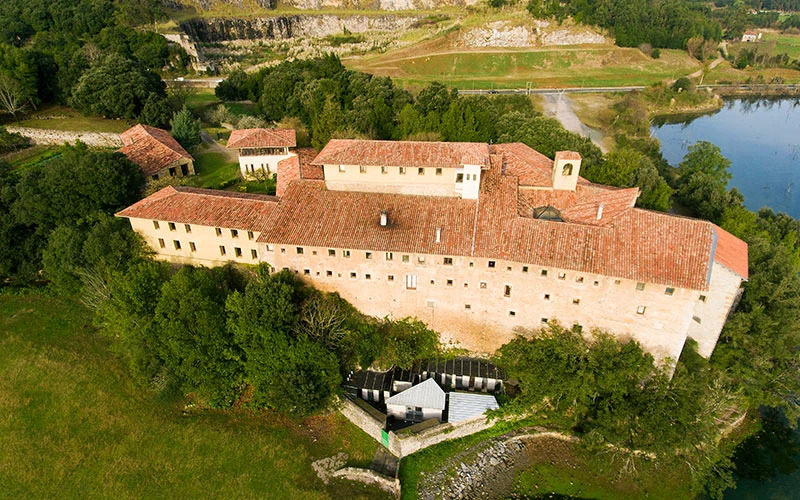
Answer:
top-left (117, 134), bottom-right (749, 363)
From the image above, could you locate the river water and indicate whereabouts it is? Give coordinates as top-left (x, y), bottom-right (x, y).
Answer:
top-left (650, 98), bottom-right (800, 218)
top-left (651, 98), bottom-right (800, 498)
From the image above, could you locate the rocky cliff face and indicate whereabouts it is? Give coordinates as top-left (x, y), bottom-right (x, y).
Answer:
top-left (167, 0), bottom-right (475, 10)
top-left (179, 14), bottom-right (422, 42)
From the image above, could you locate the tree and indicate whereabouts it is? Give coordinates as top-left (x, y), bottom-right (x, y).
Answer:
top-left (676, 141), bottom-right (732, 221)
top-left (376, 318), bottom-right (440, 369)
top-left (138, 94), bottom-right (173, 129)
top-left (70, 53), bottom-right (164, 119)
top-left (587, 148), bottom-right (673, 212)
top-left (155, 266), bottom-right (243, 406)
top-left (215, 67), bottom-right (249, 101)
top-left (0, 43), bottom-right (39, 113)
top-left (0, 74), bottom-right (29, 119)
top-left (170, 106), bottom-right (201, 149)
top-left (312, 98), bottom-right (345, 150)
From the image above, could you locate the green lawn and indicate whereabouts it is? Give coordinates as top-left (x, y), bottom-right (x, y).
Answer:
top-left (2, 145), bottom-right (62, 171)
top-left (350, 47), bottom-right (700, 89)
top-left (191, 150), bottom-right (241, 188)
top-left (760, 32), bottom-right (800, 59)
top-left (13, 105), bottom-right (132, 133)
top-left (0, 293), bottom-right (385, 500)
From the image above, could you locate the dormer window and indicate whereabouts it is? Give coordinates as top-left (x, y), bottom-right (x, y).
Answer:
top-left (562, 163), bottom-right (573, 176)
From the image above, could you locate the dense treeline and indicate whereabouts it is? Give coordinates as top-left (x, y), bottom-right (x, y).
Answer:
top-left (0, 0), bottom-right (186, 124)
top-left (526, 0), bottom-right (722, 48)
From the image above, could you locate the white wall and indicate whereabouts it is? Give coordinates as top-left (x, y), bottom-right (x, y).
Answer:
top-left (239, 152), bottom-right (294, 179)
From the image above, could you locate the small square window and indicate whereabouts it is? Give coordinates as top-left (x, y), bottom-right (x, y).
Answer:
top-left (488, 261), bottom-right (496, 268)
top-left (593, 281), bottom-right (600, 286)
top-left (541, 269), bottom-right (548, 277)
top-left (388, 275), bottom-right (395, 281)
top-left (418, 256), bottom-right (425, 263)
top-left (235, 247), bottom-right (242, 257)
top-left (360, 166), bottom-right (367, 174)
top-left (506, 266), bottom-right (512, 272)
top-left (215, 227), bottom-right (222, 236)
top-left (251, 249), bottom-right (258, 259)
top-left (456, 173), bottom-right (464, 183)
top-left (504, 285), bottom-right (512, 297)
top-left (636, 305), bottom-right (646, 315)
top-left (248, 231), bottom-right (254, 240)
top-left (636, 282), bottom-right (645, 291)
top-left (184, 224), bottom-right (191, 233)
top-left (558, 273), bottom-right (566, 280)
top-left (573, 298), bottom-right (580, 305)
top-left (665, 287), bottom-right (675, 296)
top-left (469, 262), bottom-right (474, 267)
top-left (509, 311), bottom-right (516, 317)
top-left (399, 167), bottom-right (406, 175)
top-left (402, 255), bottom-right (410, 263)
top-left (614, 279), bottom-right (621, 285)
top-left (296, 247), bottom-right (304, 254)
top-left (219, 246), bottom-right (226, 256)
top-left (168, 222), bottom-right (176, 231)
top-left (304, 269), bottom-right (310, 275)
top-left (699, 294), bottom-right (707, 302)
top-left (430, 280), bottom-right (435, 285)
top-left (338, 165), bottom-right (346, 173)
top-left (541, 318), bottom-right (548, 324)
top-left (231, 229), bottom-right (239, 238)
top-left (544, 293), bottom-right (550, 300)
top-left (328, 249), bottom-right (336, 256)
top-left (435, 167), bottom-right (442, 176)
top-left (266, 244), bottom-right (274, 251)
top-left (464, 282), bottom-right (468, 288)
top-left (280, 248), bottom-right (286, 254)
top-left (343, 250), bottom-right (351, 258)
top-left (381, 166), bottom-right (388, 174)
top-left (464, 304), bottom-right (471, 310)
top-left (522, 266), bottom-right (529, 273)
top-left (158, 238), bottom-right (165, 248)
top-left (447, 279), bottom-right (453, 286)
top-left (443, 257), bottom-right (453, 265)
top-left (480, 282), bottom-right (487, 289)
top-left (366, 252), bottom-right (372, 259)
top-left (418, 167), bottom-right (425, 175)
top-left (693, 315), bottom-right (702, 324)
top-left (576, 276), bottom-right (584, 283)
top-left (365, 274), bottom-right (371, 280)
top-left (385, 252), bottom-right (393, 260)
top-left (190, 242), bottom-right (197, 252)
top-left (173, 240), bottom-right (181, 250)
top-left (153, 221), bottom-right (160, 230)
top-left (350, 272), bottom-right (357, 279)
top-left (326, 270), bottom-right (333, 277)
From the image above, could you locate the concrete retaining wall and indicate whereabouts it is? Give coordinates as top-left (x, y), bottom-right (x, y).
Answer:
top-left (7, 127), bottom-right (123, 148)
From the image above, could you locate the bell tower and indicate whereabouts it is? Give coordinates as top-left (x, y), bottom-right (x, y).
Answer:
top-left (552, 151), bottom-right (582, 191)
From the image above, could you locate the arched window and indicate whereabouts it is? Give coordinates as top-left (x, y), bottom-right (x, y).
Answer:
top-left (562, 163), bottom-right (573, 176)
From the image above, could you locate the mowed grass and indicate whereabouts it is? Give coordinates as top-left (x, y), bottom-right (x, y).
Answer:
top-left (0, 293), bottom-right (386, 500)
top-left (14, 105), bottom-right (132, 133)
top-left (349, 47), bottom-right (700, 89)
top-left (191, 150), bottom-right (240, 188)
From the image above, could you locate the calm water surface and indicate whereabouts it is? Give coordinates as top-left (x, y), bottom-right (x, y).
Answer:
top-left (651, 98), bottom-right (800, 217)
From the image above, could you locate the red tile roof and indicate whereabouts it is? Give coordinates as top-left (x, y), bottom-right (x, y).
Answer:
top-left (118, 140), bottom-right (749, 290)
top-left (297, 147), bottom-right (323, 179)
top-left (311, 139), bottom-right (490, 169)
top-left (226, 128), bottom-right (296, 149)
top-left (116, 186), bottom-right (278, 231)
top-left (712, 224), bottom-right (749, 279)
top-left (119, 124), bottom-right (194, 176)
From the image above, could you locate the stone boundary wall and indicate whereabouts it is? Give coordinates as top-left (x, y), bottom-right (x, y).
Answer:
top-left (338, 397), bottom-right (495, 458)
top-left (7, 127), bottom-right (123, 148)
top-left (331, 468), bottom-right (400, 498)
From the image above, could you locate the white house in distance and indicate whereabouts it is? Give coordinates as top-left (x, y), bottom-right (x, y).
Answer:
top-left (226, 128), bottom-right (296, 179)
top-left (742, 31), bottom-right (761, 42)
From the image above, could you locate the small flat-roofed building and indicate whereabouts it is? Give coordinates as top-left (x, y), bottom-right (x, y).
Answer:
top-left (422, 358), bottom-right (506, 392)
top-left (448, 392), bottom-right (500, 423)
top-left (386, 378), bottom-right (446, 423)
top-left (226, 128), bottom-right (296, 179)
top-left (120, 124), bottom-right (195, 181)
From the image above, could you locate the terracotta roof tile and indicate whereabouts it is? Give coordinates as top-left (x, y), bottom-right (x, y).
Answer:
top-left (227, 128), bottom-right (296, 149)
top-left (712, 224), bottom-right (749, 279)
top-left (312, 139), bottom-right (489, 168)
top-left (119, 124), bottom-right (193, 176)
top-left (116, 186), bottom-right (278, 231)
top-left (296, 147), bottom-right (323, 179)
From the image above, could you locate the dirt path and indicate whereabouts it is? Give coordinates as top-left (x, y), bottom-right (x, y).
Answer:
top-left (542, 93), bottom-right (608, 152)
top-left (687, 55), bottom-right (725, 81)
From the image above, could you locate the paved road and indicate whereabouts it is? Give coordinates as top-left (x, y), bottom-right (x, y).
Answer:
top-left (458, 83), bottom-right (800, 95)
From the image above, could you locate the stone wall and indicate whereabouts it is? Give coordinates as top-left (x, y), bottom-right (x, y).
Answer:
top-left (331, 468), bottom-right (400, 498)
top-left (7, 127), bottom-right (123, 148)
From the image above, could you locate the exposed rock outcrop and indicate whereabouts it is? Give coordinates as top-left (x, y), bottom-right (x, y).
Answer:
top-left (179, 14), bottom-right (422, 42)
top-left (459, 20), bottom-right (607, 48)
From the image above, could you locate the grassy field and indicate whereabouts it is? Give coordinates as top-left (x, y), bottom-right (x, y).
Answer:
top-left (1, 145), bottom-right (62, 171)
top-left (13, 105), bottom-right (132, 133)
top-left (349, 45), bottom-right (701, 90)
top-left (764, 32), bottom-right (800, 59)
top-left (191, 149), bottom-right (241, 188)
top-left (0, 292), bottom-right (386, 500)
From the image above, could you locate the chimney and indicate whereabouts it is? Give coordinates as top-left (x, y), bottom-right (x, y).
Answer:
top-left (596, 203), bottom-right (604, 220)
top-left (435, 227), bottom-right (442, 243)
top-left (380, 210), bottom-right (388, 227)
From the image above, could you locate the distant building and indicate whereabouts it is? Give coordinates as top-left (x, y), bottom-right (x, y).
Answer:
top-left (119, 124), bottom-right (195, 181)
top-left (385, 378), bottom-right (446, 423)
top-left (742, 31), bottom-right (761, 42)
top-left (117, 136), bottom-right (749, 364)
top-left (226, 128), bottom-right (296, 180)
